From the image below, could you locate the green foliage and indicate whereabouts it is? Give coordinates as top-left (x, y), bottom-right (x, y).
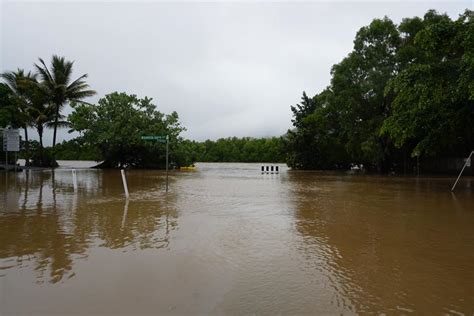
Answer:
top-left (35, 55), bottom-right (96, 149)
top-left (53, 138), bottom-right (101, 161)
top-left (182, 137), bottom-right (285, 163)
top-left (0, 83), bottom-right (16, 128)
top-left (285, 91), bottom-right (350, 169)
top-left (1, 56), bottom-right (93, 167)
top-left (1, 71), bottom-right (36, 130)
top-left (381, 10), bottom-right (474, 158)
top-left (69, 92), bottom-right (188, 168)
top-left (287, 10), bottom-right (474, 172)
top-left (30, 144), bottom-right (59, 168)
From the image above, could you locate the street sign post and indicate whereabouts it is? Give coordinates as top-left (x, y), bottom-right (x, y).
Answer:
top-left (3, 128), bottom-right (20, 152)
top-left (141, 135), bottom-right (170, 192)
top-left (2, 128), bottom-right (20, 171)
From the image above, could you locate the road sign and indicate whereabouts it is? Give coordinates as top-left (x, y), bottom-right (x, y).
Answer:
top-left (141, 135), bottom-right (167, 143)
top-left (2, 128), bottom-right (20, 152)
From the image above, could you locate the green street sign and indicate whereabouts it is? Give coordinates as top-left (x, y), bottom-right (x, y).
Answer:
top-left (141, 135), bottom-right (168, 142)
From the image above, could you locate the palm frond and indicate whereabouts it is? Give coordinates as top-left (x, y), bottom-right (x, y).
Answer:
top-left (36, 58), bottom-right (52, 80)
top-left (67, 74), bottom-right (88, 89)
top-left (46, 120), bottom-right (71, 129)
top-left (1, 71), bottom-right (20, 93)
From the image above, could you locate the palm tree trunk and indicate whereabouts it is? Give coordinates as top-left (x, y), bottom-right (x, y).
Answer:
top-left (24, 127), bottom-right (30, 166)
top-left (52, 104), bottom-right (59, 148)
top-left (51, 104), bottom-right (60, 165)
top-left (38, 127), bottom-right (44, 166)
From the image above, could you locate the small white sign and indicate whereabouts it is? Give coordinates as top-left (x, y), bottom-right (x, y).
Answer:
top-left (466, 158), bottom-right (471, 168)
top-left (2, 128), bottom-right (20, 152)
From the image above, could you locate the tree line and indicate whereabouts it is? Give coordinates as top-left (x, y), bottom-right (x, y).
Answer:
top-left (3, 9), bottom-right (473, 171)
top-left (284, 9), bottom-right (473, 172)
top-left (28, 136), bottom-right (285, 164)
top-left (166, 137), bottom-right (284, 163)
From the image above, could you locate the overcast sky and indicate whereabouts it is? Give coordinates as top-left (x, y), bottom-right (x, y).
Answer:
top-left (1, 0), bottom-right (470, 144)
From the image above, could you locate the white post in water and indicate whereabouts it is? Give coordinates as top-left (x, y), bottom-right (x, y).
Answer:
top-left (121, 199), bottom-right (129, 229)
top-left (451, 150), bottom-right (474, 192)
top-left (166, 135), bottom-right (169, 192)
top-left (121, 169), bottom-right (130, 198)
top-left (72, 169), bottom-right (78, 191)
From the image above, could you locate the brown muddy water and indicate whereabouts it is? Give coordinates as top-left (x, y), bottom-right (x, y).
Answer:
top-left (1, 162), bottom-right (474, 315)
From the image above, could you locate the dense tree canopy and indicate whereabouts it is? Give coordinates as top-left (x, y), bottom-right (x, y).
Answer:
top-left (0, 83), bottom-right (15, 128)
top-left (286, 10), bottom-right (474, 172)
top-left (181, 137), bottom-right (285, 163)
top-left (51, 136), bottom-right (285, 165)
top-left (68, 92), bottom-right (189, 168)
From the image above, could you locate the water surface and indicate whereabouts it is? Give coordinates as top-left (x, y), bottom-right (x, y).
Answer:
top-left (1, 163), bottom-right (473, 314)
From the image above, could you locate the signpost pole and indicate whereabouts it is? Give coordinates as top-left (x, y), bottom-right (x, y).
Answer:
top-left (451, 150), bottom-right (474, 192)
top-left (3, 128), bottom-right (20, 172)
top-left (141, 134), bottom-right (170, 192)
top-left (166, 135), bottom-right (169, 192)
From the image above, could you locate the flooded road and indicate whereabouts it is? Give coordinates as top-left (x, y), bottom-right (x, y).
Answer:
top-left (1, 163), bottom-right (474, 314)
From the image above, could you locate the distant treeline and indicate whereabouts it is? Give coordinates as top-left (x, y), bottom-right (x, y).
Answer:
top-left (285, 10), bottom-right (474, 172)
top-left (175, 137), bottom-right (285, 163)
top-left (29, 136), bottom-right (285, 164)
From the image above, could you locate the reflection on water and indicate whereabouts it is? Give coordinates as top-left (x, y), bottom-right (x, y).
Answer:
top-left (0, 170), bottom-right (178, 284)
top-left (1, 164), bottom-right (474, 314)
top-left (290, 172), bottom-right (474, 314)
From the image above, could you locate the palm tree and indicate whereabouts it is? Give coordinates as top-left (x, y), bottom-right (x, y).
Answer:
top-left (35, 55), bottom-right (96, 154)
top-left (1, 69), bottom-right (37, 165)
top-left (23, 80), bottom-right (56, 165)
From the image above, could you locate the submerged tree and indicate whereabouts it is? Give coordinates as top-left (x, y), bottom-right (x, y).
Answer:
top-left (286, 9), bottom-right (474, 172)
top-left (69, 92), bottom-right (189, 168)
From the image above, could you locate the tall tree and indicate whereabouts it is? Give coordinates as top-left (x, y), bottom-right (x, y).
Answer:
top-left (330, 16), bottom-right (401, 171)
top-left (381, 10), bottom-right (474, 158)
top-left (34, 55), bottom-right (96, 155)
top-left (24, 79), bottom-right (56, 165)
top-left (1, 69), bottom-right (37, 165)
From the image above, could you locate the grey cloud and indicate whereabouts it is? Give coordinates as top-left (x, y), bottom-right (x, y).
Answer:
top-left (1, 1), bottom-right (470, 144)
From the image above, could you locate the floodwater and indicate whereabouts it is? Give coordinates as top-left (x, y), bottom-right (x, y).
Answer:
top-left (1, 163), bottom-right (474, 315)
